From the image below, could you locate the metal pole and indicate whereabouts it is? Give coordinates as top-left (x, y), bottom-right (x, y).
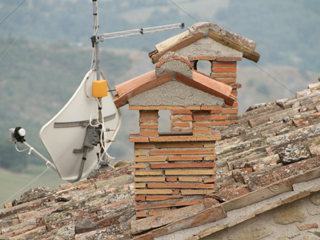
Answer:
top-left (22, 141), bottom-right (58, 173)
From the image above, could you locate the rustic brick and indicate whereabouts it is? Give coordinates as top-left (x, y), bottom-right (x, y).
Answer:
top-left (149, 135), bottom-right (221, 142)
top-left (151, 162), bottom-right (214, 169)
top-left (165, 169), bottom-right (215, 176)
top-left (150, 149), bottom-right (215, 156)
top-left (135, 189), bottom-right (172, 195)
top-left (135, 163), bottom-right (147, 169)
top-left (179, 177), bottom-right (202, 182)
top-left (221, 108), bottom-right (238, 114)
top-left (231, 90), bottom-right (238, 96)
top-left (225, 102), bottom-right (238, 108)
top-left (171, 122), bottom-right (191, 128)
top-left (203, 143), bottom-right (215, 148)
top-left (156, 142), bottom-right (203, 148)
top-left (135, 156), bottom-right (167, 162)
top-left (211, 73), bottom-right (237, 78)
top-left (136, 211), bottom-right (147, 218)
top-left (212, 61), bottom-right (237, 67)
top-left (146, 195), bottom-right (183, 201)
top-left (140, 130), bottom-right (158, 136)
top-left (171, 110), bottom-right (192, 115)
top-left (193, 122), bottom-right (211, 128)
top-left (148, 183), bottom-right (214, 189)
top-left (135, 196), bottom-right (146, 201)
top-left (212, 68), bottom-right (236, 73)
top-left (166, 176), bottom-right (178, 182)
top-left (173, 189), bottom-right (180, 194)
top-left (135, 143), bottom-right (154, 149)
top-left (297, 223), bottom-right (318, 231)
top-left (170, 116), bottom-right (181, 121)
top-left (135, 150), bottom-right (148, 156)
top-left (211, 115), bottom-right (227, 120)
top-left (135, 183), bottom-right (146, 188)
top-left (140, 124), bottom-right (158, 129)
top-left (204, 156), bottom-right (216, 161)
top-left (130, 136), bottom-right (149, 142)
top-left (193, 116), bottom-right (211, 121)
top-left (168, 156), bottom-right (203, 161)
top-left (181, 116), bottom-right (193, 121)
top-left (136, 199), bottom-right (204, 211)
top-left (203, 177), bottom-right (216, 183)
top-left (181, 189), bottom-right (215, 195)
top-left (140, 110), bottom-right (159, 116)
top-left (139, 118), bottom-right (158, 124)
top-left (135, 170), bottom-right (163, 176)
top-left (135, 176), bottom-right (166, 182)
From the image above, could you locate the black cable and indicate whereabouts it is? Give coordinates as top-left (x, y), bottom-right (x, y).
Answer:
top-left (251, 62), bottom-right (295, 94)
top-left (167, 0), bottom-right (199, 23)
top-left (0, 0), bottom-right (48, 63)
top-left (0, 0), bottom-right (26, 26)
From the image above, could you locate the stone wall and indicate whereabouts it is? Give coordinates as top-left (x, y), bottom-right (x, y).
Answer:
top-left (203, 192), bottom-right (320, 240)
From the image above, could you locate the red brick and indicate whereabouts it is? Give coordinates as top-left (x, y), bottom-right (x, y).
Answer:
top-left (181, 189), bottom-right (215, 195)
top-left (171, 122), bottom-right (191, 128)
top-left (204, 177), bottom-right (216, 183)
top-left (135, 156), bottom-right (167, 162)
top-left (179, 176), bottom-right (202, 182)
top-left (135, 189), bottom-right (172, 195)
top-left (193, 116), bottom-right (211, 121)
top-left (211, 73), bottom-right (237, 78)
top-left (135, 163), bottom-right (147, 169)
top-left (228, 115), bottom-right (239, 120)
top-left (212, 61), bottom-right (237, 68)
top-left (211, 115), bottom-right (227, 120)
top-left (156, 55), bottom-right (193, 69)
top-left (166, 176), bottom-right (178, 182)
top-left (170, 116), bottom-right (181, 121)
top-left (212, 68), bottom-right (236, 73)
top-left (146, 195), bottom-right (183, 201)
top-left (168, 156), bottom-right (203, 161)
top-left (221, 108), bottom-right (238, 114)
top-left (181, 116), bottom-right (193, 121)
top-left (225, 102), bottom-right (238, 108)
top-left (139, 117), bottom-right (158, 123)
top-left (140, 124), bottom-right (158, 129)
top-left (171, 110), bottom-right (192, 115)
top-left (165, 169), bottom-right (215, 176)
top-left (136, 199), bottom-right (204, 210)
top-left (135, 143), bottom-right (154, 149)
top-left (136, 196), bottom-right (146, 201)
top-left (173, 189), bottom-right (180, 194)
top-left (156, 142), bottom-right (203, 148)
top-left (149, 149), bottom-right (215, 155)
top-left (193, 122), bottom-right (211, 128)
top-left (135, 176), bottom-right (166, 182)
top-left (140, 130), bottom-right (158, 136)
top-left (150, 163), bottom-right (215, 169)
top-left (139, 110), bottom-right (159, 117)
top-left (136, 211), bottom-right (147, 218)
top-left (148, 183), bottom-right (214, 189)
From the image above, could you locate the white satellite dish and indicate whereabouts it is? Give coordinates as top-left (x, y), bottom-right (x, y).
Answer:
top-left (9, 0), bottom-right (183, 182)
top-left (39, 70), bottom-right (121, 181)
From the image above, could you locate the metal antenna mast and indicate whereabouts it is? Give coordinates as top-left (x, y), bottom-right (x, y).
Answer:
top-left (90, 0), bottom-right (184, 164)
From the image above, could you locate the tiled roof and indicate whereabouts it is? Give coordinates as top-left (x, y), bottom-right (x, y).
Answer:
top-left (114, 69), bottom-right (234, 108)
top-left (148, 22), bottom-right (260, 64)
top-left (2, 82), bottom-right (320, 239)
